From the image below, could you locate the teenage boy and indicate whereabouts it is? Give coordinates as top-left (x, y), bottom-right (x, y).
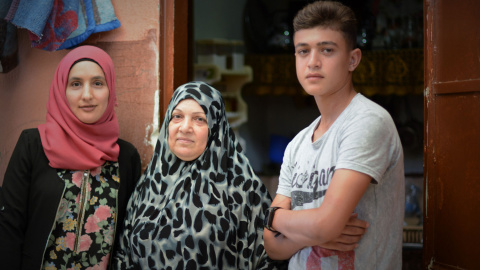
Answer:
top-left (263, 1), bottom-right (405, 269)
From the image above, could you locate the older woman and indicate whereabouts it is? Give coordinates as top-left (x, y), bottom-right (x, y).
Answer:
top-left (0, 46), bottom-right (141, 269)
top-left (113, 82), bottom-right (285, 269)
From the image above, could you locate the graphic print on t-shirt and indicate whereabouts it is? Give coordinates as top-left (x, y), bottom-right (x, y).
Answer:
top-left (306, 246), bottom-right (355, 269)
top-left (290, 165), bottom-right (335, 209)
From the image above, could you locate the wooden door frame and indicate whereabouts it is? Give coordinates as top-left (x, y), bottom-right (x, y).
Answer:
top-left (423, 0), bottom-right (434, 266)
top-left (424, 0), bottom-right (480, 268)
top-left (159, 0), bottom-right (192, 123)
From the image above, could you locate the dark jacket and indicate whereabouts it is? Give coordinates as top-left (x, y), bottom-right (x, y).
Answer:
top-left (0, 128), bottom-right (142, 269)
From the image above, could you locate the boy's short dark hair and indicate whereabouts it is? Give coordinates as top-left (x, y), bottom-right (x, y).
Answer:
top-left (293, 0), bottom-right (358, 50)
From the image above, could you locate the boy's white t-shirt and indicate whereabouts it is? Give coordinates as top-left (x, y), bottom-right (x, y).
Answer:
top-left (277, 94), bottom-right (405, 270)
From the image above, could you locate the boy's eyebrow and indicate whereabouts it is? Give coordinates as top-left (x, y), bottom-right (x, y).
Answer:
top-left (294, 41), bottom-right (339, 49)
top-left (317, 41), bottom-right (338, 47)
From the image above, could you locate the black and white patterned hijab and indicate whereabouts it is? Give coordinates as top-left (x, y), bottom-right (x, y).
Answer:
top-left (113, 81), bottom-right (282, 269)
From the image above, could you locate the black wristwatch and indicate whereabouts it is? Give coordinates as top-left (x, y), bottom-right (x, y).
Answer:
top-left (264, 206), bottom-right (282, 232)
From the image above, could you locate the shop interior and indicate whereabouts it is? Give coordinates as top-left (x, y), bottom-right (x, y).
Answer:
top-left (192, 0), bottom-right (424, 268)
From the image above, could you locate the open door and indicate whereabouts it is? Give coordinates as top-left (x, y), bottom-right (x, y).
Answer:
top-left (424, 0), bottom-right (480, 268)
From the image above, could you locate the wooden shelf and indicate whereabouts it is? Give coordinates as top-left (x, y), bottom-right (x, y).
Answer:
top-left (194, 63), bottom-right (252, 129)
top-left (244, 49), bottom-right (424, 96)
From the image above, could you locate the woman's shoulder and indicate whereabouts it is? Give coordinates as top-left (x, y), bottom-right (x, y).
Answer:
top-left (116, 139), bottom-right (141, 177)
top-left (16, 128), bottom-right (41, 146)
top-left (20, 128), bottom-right (40, 137)
top-left (9, 128), bottom-right (46, 165)
top-left (117, 138), bottom-right (136, 150)
top-left (117, 138), bottom-right (140, 158)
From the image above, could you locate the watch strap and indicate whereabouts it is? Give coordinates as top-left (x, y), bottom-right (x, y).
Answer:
top-left (264, 206), bottom-right (282, 232)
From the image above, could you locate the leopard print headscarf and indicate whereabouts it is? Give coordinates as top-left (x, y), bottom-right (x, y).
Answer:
top-left (113, 81), bottom-right (282, 269)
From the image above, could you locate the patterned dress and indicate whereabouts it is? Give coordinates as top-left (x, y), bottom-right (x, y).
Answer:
top-left (42, 161), bottom-right (120, 270)
top-left (113, 82), bottom-right (287, 269)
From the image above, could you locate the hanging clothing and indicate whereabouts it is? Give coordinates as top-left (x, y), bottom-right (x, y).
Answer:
top-left (0, 0), bottom-right (18, 73)
top-left (113, 82), bottom-right (285, 269)
top-left (57, 0), bottom-right (121, 50)
top-left (3, 0), bottom-right (120, 51)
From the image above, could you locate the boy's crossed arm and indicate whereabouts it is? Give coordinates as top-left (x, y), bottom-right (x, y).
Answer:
top-left (264, 169), bottom-right (371, 260)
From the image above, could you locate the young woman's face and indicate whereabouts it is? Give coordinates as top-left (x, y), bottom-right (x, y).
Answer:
top-left (66, 61), bottom-right (109, 124)
top-left (168, 99), bottom-right (209, 161)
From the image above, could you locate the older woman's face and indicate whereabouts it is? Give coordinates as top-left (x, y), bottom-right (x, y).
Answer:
top-left (168, 99), bottom-right (209, 161)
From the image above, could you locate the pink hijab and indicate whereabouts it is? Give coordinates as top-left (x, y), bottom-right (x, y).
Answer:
top-left (38, 45), bottom-right (120, 170)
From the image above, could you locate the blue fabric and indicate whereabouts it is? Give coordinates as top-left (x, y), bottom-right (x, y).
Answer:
top-left (3, 0), bottom-right (120, 52)
top-left (5, 0), bottom-right (55, 38)
top-left (31, 0), bottom-right (80, 51)
top-left (5, 0), bottom-right (78, 51)
top-left (58, 0), bottom-right (120, 50)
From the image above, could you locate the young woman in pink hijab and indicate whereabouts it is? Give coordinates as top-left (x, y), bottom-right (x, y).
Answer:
top-left (0, 45), bottom-right (141, 269)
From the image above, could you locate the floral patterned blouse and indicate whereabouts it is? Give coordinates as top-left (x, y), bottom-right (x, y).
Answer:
top-left (42, 161), bottom-right (120, 270)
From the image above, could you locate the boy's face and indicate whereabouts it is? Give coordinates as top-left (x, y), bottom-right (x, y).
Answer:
top-left (294, 26), bottom-right (358, 97)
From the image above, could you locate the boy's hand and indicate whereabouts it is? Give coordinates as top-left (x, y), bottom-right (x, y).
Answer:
top-left (317, 213), bottom-right (369, 251)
